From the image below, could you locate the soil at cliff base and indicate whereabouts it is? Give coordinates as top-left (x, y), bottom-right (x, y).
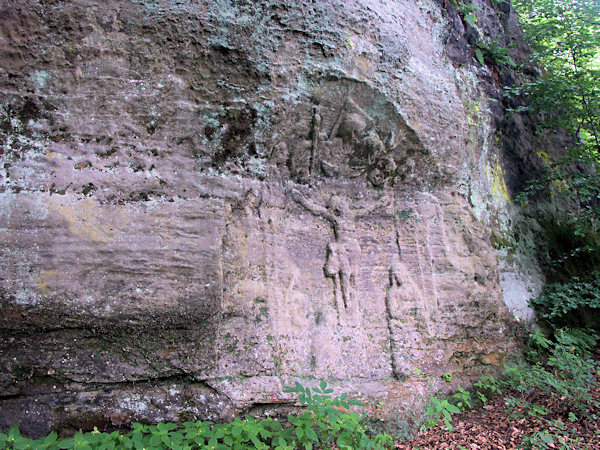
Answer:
top-left (396, 358), bottom-right (600, 449)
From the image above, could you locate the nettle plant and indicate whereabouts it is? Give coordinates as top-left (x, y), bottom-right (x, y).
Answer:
top-left (0, 381), bottom-right (393, 450)
top-left (283, 381), bottom-right (393, 449)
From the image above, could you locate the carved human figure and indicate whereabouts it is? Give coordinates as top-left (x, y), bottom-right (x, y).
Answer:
top-left (388, 230), bottom-right (425, 315)
top-left (310, 105), bottom-right (323, 176)
top-left (292, 190), bottom-right (379, 325)
top-left (386, 232), bottom-right (428, 378)
top-left (286, 97), bottom-right (400, 186)
top-left (334, 99), bottom-right (398, 186)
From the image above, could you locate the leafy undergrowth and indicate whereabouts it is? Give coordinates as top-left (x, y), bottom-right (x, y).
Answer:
top-left (3, 330), bottom-right (599, 449)
top-left (397, 381), bottom-right (600, 449)
top-left (397, 332), bottom-right (600, 450)
top-left (0, 381), bottom-right (392, 450)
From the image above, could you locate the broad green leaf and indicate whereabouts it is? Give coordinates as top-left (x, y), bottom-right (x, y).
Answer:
top-left (464, 13), bottom-right (477, 27)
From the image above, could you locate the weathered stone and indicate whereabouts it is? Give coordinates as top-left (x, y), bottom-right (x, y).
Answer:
top-left (0, 0), bottom-right (550, 436)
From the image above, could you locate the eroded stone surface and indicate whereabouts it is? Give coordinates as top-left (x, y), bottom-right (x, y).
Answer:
top-left (0, 0), bottom-right (540, 436)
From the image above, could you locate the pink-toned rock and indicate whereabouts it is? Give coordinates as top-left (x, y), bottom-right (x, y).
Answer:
top-left (0, 0), bottom-right (547, 437)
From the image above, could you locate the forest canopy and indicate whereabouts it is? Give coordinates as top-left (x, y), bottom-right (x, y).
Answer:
top-left (509, 0), bottom-right (600, 328)
top-left (511, 0), bottom-right (600, 273)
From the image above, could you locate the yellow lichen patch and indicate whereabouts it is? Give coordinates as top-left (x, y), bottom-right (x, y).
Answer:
top-left (357, 54), bottom-right (370, 73)
top-left (47, 198), bottom-right (118, 243)
top-left (482, 351), bottom-right (505, 366)
top-left (486, 159), bottom-right (510, 203)
top-left (534, 149), bottom-right (568, 197)
top-left (550, 178), bottom-right (569, 193)
top-left (536, 150), bottom-right (553, 166)
top-left (45, 151), bottom-right (62, 159)
top-left (35, 269), bottom-right (58, 296)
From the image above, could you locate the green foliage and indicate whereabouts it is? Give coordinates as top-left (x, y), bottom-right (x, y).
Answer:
top-left (363, 409), bottom-right (425, 444)
top-left (473, 375), bottom-right (503, 398)
top-left (420, 374), bottom-right (507, 434)
top-left (515, 153), bottom-right (600, 264)
top-left (505, 396), bottom-right (549, 420)
top-left (0, 381), bottom-right (392, 450)
top-left (511, 0), bottom-right (600, 138)
top-left (510, 0), bottom-right (600, 269)
top-left (476, 39), bottom-right (516, 68)
top-left (503, 328), bottom-right (599, 413)
top-left (283, 381), bottom-right (393, 449)
top-left (519, 418), bottom-right (591, 450)
top-left (394, 208), bottom-right (415, 222)
top-left (421, 396), bottom-right (461, 432)
top-left (444, 0), bottom-right (516, 69)
top-left (446, 0), bottom-right (481, 27)
top-left (519, 430), bottom-right (555, 449)
top-left (464, 12), bottom-right (477, 27)
top-left (530, 277), bottom-right (600, 324)
top-left (500, 328), bottom-right (600, 448)
top-left (452, 387), bottom-right (473, 411)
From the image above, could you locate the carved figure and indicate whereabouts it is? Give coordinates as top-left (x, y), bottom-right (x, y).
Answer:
top-left (286, 96), bottom-right (402, 186)
top-left (292, 190), bottom-right (381, 325)
top-left (385, 230), bottom-right (426, 378)
top-left (333, 98), bottom-right (398, 186)
top-left (388, 230), bottom-right (423, 307)
top-left (310, 105), bottom-right (323, 176)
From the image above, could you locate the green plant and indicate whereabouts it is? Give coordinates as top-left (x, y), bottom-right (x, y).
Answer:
top-left (505, 396), bottom-right (549, 420)
top-left (0, 381), bottom-right (393, 450)
top-left (504, 329), bottom-right (599, 413)
top-left (509, 0), bottom-right (600, 270)
top-left (364, 408), bottom-right (425, 443)
top-left (421, 396), bottom-right (461, 432)
top-left (520, 430), bottom-right (555, 449)
top-left (441, 372), bottom-right (453, 382)
top-left (476, 39), bottom-right (516, 67)
top-left (452, 387), bottom-right (472, 411)
top-left (518, 417), bottom-right (587, 450)
top-left (446, 0), bottom-right (481, 27)
top-left (395, 208), bottom-right (415, 222)
top-left (284, 380), bottom-right (390, 449)
top-left (529, 277), bottom-right (600, 323)
top-left (473, 375), bottom-right (503, 406)
top-left (411, 367), bottom-right (425, 378)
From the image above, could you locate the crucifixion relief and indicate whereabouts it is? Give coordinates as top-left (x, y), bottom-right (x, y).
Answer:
top-left (291, 190), bottom-right (381, 326)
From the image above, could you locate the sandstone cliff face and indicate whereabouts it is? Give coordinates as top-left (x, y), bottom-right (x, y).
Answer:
top-left (1, 0), bottom-right (537, 436)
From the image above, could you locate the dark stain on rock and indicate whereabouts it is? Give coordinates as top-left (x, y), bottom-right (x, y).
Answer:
top-left (17, 98), bottom-right (40, 123)
top-left (204, 125), bottom-right (216, 139)
top-left (74, 161), bottom-right (92, 170)
top-left (213, 106), bottom-right (257, 163)
top-left (55, 412), bottom-right (111, 437)
top-left (81, 183), bottom-right (95, 196)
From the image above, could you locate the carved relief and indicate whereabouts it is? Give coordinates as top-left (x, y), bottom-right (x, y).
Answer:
top-left (274, 86), bottom-right (428, 187)
top-left (291, 190), bottom-right (382, 326)
top-left (385, 229), bottom-right (428, 378)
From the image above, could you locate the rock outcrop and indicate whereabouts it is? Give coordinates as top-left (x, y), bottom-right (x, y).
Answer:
top-left (0, 0), bottom-right (541, 436)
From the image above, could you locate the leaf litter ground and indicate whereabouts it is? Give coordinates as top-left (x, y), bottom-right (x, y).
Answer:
top-left (396, 362), bottom-right (600, 449)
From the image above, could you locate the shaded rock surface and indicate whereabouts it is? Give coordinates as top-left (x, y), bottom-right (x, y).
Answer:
top-left (0, 0), bottom-right (551, 436)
